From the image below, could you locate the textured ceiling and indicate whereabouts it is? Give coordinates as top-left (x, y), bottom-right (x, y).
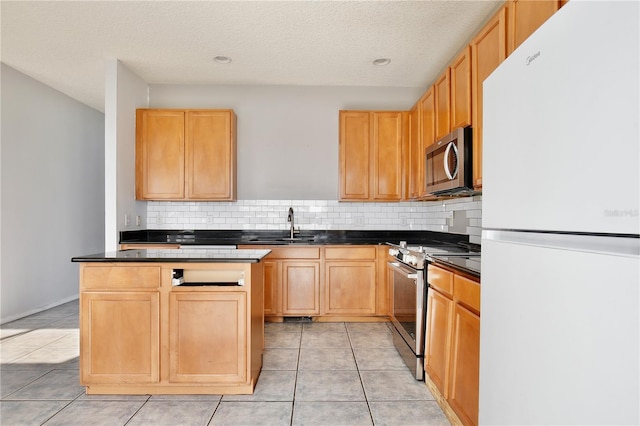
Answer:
top-left (1, 1), bottom-right (501, 112)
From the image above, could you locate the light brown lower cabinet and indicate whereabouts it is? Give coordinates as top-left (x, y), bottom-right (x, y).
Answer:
top-left (425, 264), bottom-right (480, 426)
top-left (425, 288), bottom-right (453, 395)
top-left (263, 260), bottom-right (279, 316)
top-left (324, 246), bottom-right (377, 315)
top-left (282, 261), bottom-right (320, 315)
top-left (325, 261), bottom-right (376, 315)
top-left (448, 302), bottom-right (480, 426)
top-left (79, 262), bottom-right (263, 395)
top-left (169, 292), bottom-right (247, 383)
top-left (239, 244), bottom-right (388, 320)
top-left (80, 291), bottom-right (160, 385)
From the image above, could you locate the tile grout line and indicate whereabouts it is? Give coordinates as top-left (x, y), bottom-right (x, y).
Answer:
top-left (289, 326), bottom-right (303, 426)
top-left (345, 323), bottom-right (377, 426)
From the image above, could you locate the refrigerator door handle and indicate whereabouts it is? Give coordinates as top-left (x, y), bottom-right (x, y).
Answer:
top-left (482, 229), bottom-right (640, 257)
top-left (443, 141), bottom-right (459, 180)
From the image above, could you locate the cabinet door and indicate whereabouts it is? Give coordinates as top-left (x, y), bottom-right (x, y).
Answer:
top-left (448, 304), bottom-right (480, 426)
top-left (435, 70), bottom-right (451, 141)
top-left (508, 0), bottom-right (561, 54)
top-left (419, 88), bottom-right (435, 198)
top-left (169, 292), bottom-right (247, 383)
top-left (451, 47), bottom-right (472, 129)
top-left (263, 260), bottom-right (280, 316)
top-left (282, 261), bottom-right (320, 315)
top-left (471, 6), bottom-right (507, 189)
top-left (80, 292), bottom-right (160, 384)
top-left (136, 110), bottom-right (185, 200)
top-left (425, 288), bottom-right (453, 396)
top-left (339, 111), bottom-right (370, 200)
top-left (324, 261), bottom-right (376, 315)
top-left (408, 103), bottom-right (421, 199)
top-left (186, 110), bottom-right (236, 200)
top-left (375, 246), bottom-right (390, 315)
top-left (372, 112), bottom-right (404, 201)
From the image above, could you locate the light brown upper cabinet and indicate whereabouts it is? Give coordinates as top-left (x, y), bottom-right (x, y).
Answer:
top-left (471, 6), bottom-right (507, 190)
top-left (339, 111), bottom-right (404, 201)
top-left (435, 47), bottom-right (472, 142)
top-left (136, 109), bottom-right (237, 201)
top-left (507, 0), bottom-right (562, 54)
top-left (450, 46), bottom-right (473, 130)
top-left (418, 88), bottom-right (436, 199)
top-left (407, 102), bottom-right (422, 200)
top-left (435, 69), bottom-right (451, 141)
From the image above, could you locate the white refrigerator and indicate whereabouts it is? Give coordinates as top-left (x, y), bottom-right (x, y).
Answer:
top-left (480, 1), bottom-right (639, 425)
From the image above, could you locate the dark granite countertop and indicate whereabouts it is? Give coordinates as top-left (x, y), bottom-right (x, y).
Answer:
top-left (430, 254), bottom-right (481, 279)
top-left (72, 248), bottom-right (271, 263)
top-left (120, 229), bottom-right (470, 247)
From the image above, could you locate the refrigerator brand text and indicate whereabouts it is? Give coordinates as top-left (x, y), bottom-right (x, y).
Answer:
top-left (604, 209), bottom-right (639, 217)
top-left (526, 51), bottom-right (541, 66)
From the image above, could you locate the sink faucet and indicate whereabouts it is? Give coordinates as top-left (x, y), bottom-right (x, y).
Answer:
top-left (287, 207), bottom-right (295, 239)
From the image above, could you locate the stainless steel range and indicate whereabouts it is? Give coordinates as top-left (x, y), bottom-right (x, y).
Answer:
top-left (387, 241), bottom-right (478, 380)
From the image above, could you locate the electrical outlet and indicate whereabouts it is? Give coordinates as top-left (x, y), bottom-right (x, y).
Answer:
top-left (157, 215), bottom-right (164, 225)
top-left (124, 214), bottom-right (131, 227)
top-left (354, 215), bottom-right (364, 226)
top-left (136, 215), bottom-right (142, 226)
top-left (400, 216), bottom-right (408, 226)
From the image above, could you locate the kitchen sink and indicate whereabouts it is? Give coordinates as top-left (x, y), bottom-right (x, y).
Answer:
top-left (248, 237), bottom-right (315, 244)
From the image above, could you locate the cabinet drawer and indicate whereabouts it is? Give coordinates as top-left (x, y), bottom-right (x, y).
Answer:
top-left (82, 266), bottom-right (161, 290)
top-left (324, 246), bottom-right (376, 260)
top-left (454, 275), bottom-right (480, 313)
top-left (428, 265), bottom-right (453, 295)
top-left (267, 247), bottom-right (320, 259)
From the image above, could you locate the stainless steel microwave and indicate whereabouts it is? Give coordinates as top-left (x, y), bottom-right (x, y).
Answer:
top-left (425, 126), bottom-right (473, 196)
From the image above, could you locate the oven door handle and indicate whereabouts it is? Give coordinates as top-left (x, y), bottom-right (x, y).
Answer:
top-left (387, 261), bottom-right (419, 280)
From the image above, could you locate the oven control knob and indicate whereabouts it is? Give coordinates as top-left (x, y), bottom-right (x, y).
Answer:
top-left (406, 254), bottom-right (417, 266)
top-left (389, 248), bottom-right (399, 256)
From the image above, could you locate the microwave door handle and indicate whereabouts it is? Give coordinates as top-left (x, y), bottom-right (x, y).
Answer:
top-left (443, 141), bottom-right (459, 180)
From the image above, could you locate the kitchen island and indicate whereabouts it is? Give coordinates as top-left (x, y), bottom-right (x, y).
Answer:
top-left (71, 248), bottom-right (270, 395)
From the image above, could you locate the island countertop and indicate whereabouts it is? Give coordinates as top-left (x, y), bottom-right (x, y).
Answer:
top-left (71, 248), bottom-right (271, 263)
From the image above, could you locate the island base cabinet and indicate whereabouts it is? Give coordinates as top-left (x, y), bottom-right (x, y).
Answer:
top-left (78, 262), bottom-right (263, 395)
top-left (169, 292), bottom-right (247, 384)
top-left (80, 292), bottom-right (160, 385)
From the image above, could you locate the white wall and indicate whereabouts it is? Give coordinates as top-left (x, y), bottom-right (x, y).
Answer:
top-left (149, 84), bottom-right (423, 200)
top-left (104, 60), bottom-right (148, 251)
top-left (0, 64), bottom-right (105, 323)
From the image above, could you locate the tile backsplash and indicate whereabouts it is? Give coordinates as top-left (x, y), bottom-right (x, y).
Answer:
top-left (147, 196), bottom-right (482, 244)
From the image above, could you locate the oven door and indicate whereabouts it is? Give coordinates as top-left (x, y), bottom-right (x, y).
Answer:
top-left (388, 261), bottom-right (426, 356)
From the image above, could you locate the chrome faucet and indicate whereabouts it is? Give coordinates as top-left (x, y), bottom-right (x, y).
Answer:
top-left (287, 207), bottom-right (295, 239)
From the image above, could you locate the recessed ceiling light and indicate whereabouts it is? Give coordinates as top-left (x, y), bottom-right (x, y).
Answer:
top-left (213, 56), bottom-right (232, 64)
top-left (373, 58), bottom-right (391, 66)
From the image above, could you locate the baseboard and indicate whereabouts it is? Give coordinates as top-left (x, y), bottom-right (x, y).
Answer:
top-left (0, 294), bottom-right (78, 325)
top-left (424, 372), bottom-right (464, 426)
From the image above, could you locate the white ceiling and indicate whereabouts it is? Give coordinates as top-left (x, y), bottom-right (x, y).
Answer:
top-left (1, 0), bottom-right (501, 112)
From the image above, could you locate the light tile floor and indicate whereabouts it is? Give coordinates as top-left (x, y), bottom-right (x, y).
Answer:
top-left (0, 301), bottom-right (450, 425)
